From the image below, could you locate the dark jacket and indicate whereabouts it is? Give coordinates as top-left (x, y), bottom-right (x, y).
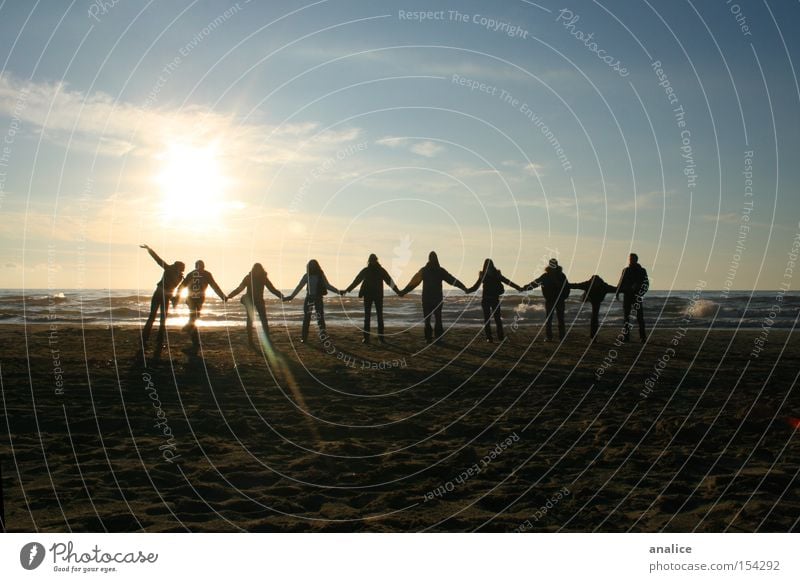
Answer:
top-left (178, 269), bottom-right (225, 301)
top-left (466, 270), bottom-right (514, 298)
top-left (617, 264), bottom-right (649, 297)
top-left (403, 265), bottom-right (464, 302)
top-left (570, 276), bottom-right (616, 305)
top-left (229, 271), bottom-right (283, 303)
top-left (147, 248), bottom-right (183, 293)
top-left (346, 264), bottom-right (399, 299)
top-left (526, 266), bottom-right (570, 303)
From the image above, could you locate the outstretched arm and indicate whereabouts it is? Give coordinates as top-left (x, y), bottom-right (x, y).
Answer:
top-left (521, 278), bottom-right (540, 292)
top-left (570, 280), bottom-right (590, 292)
top-left (140, 244), bottom-right (168, 269)
top-left (380, 267), bottom-right (402, 295)
top-left (284, 275), bottom-right (307, 301)
top-left (400, 269), bottom-right (424, 295)
top-left (499, 274), bottom-right (522, 292)
top-left (441, 268), bottom-right (467, 292)
top-left (227, 276), bottom-right (247, 300)
top-left (465, 274), bottom-right (481, 294)
top-left (344, 269), bottom-right (365, 294)
top-left (207, 273), bottom-right (226, 301)
top-left (264, 276), bottom-right (284, 300)
top-left (615, 268), bottom-right (627, 300)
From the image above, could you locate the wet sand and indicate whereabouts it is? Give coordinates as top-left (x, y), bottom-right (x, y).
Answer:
top-left (1, 323), bottom-right (798, 532)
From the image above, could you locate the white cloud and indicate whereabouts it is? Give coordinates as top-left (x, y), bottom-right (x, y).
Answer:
top-left (0, 72), bottom-right (360, 164)
top-left (376, 136), bottom-right (445, 158)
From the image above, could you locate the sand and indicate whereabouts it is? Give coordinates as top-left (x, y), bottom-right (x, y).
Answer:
top-left (0, 322), bottom-right (798, 532)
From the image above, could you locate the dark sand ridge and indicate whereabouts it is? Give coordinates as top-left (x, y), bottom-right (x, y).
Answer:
top-left (0, 324), bottom-right (798, 532)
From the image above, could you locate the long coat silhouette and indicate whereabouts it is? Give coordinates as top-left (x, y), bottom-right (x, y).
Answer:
top-left (523, 259), bottom-right (570, 341)
top-left (401, 251), bottom-right (467, 343)
top-left (616, 254), bottom-right (649, 342)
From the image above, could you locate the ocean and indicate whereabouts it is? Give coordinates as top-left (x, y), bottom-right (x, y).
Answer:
top-left (1, 288), bottom-right (797, 331)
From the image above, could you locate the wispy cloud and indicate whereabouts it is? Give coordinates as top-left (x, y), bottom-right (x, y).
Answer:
top-left (376, 136), bottom-right (445, 158)
top-left (0, 72), bottom-right (360, 163)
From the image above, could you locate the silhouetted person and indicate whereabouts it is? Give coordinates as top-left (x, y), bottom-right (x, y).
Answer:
top-left (228, 263), bottom-right (284, 346)
top-left (570, 275), bottom-right (616, 340)
top-left (140, 244), bottom-right (184, 345)
top-left (523, 258), bottom-right (570, 341)
top-left (175, 260), bottom-right (226, 348)
top-left (616, 253), bottom-right (649, 343)
top-left (401, 251), bottom-right (467, 344)
top-left (466, 259), bottom-right (521, 342)
top-left (285, 260), bottom-right (341, 343)
top-left (342, 254), bottom-right (401, 344)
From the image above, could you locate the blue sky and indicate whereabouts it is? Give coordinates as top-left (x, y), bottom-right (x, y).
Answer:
top-left (1, 0), bottom-right (798, 291)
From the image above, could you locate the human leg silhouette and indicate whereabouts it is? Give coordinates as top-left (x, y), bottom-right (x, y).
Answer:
top-left (590, 301), bottom-right (601, 338)
top-left (492, 299), bottom-right (504, 340)
top-left (363, 297), bottom-right (373, 342)
top-left (433, 302), bottom-right (444, 341)
top-left (422, 299), bottom-right (435, 342)
top-left (622, 295), bottom-right (634, 342)
top-left (556, 300), bottom-right (566, 339)
top-left (375, 297), bottom-right (385, 342)
top-left (543, 299), bottom-right (555, 340)
top-left (142, 289), bottom-right (162, 343)
top-left (481, 297), bottom-right (494, 341)
top-left (314, 297), bottom-right (326, 337)
top-left (301, 297), bottom-right (314, 342)
top-left (255, 299), bottom-right (270, 341)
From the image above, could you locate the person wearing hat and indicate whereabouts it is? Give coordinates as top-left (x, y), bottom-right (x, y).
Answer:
top-left (569, 274), bottom-right (616, 341)
top-left (341, 254), bottom-right (402, 344)
top-left (174, 260), bottom-right (227, 349)
top-left (616, 253), bottom-right (649, 343)
top-left (400, 251), bottom-right (468, 344)
top-left (522, 258), bottom-right (571, 341)
top-left (139, 244), bottom-right (185, 346)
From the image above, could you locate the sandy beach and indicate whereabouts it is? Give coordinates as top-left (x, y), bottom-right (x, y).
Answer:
top-left (1, 323), bottom-right (798, 532)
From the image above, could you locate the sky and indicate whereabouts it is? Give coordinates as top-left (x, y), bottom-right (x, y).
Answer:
top-left (0, 0), bottom-right (798, 291)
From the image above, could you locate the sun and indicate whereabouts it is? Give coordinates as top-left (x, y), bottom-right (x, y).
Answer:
top-left (155, 141), bottom-right (229, 227)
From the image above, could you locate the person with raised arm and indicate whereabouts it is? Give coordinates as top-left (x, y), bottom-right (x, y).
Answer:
top-left (341, 253), bottom-right (402, 344)
top-left (400, 251), bottom-right (467, 344)
top-left (284, 259), bottom-right (341, 343)
top-left (139, 244), bottom-right (185, 346)
top-left (569, 274), bottom-right (616, 341)
top-left (465, 259), bottom-right (522, 343)
top-left (522, 258), bottom-right (570, 342)
top-left (174, 259), bottom-right (226, 349)
top-left (616, 253), bottom-right (650, 343)
top-left (227, 263), bottom-right (284, 346)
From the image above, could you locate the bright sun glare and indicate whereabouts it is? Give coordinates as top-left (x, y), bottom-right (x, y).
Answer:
top-left (156, 142), bottom-right (228, 227)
